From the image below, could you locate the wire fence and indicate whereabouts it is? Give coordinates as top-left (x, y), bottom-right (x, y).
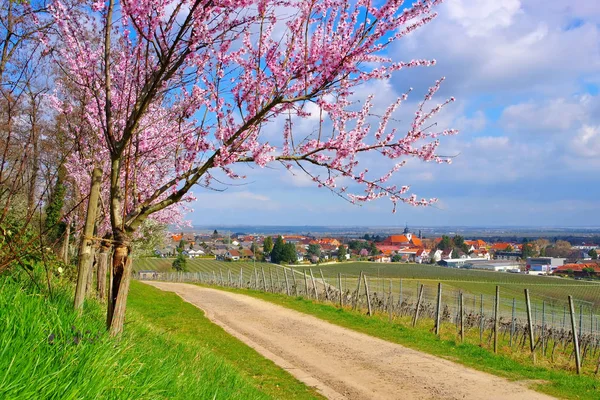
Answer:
top-left (138, 266), bottom-right (600, 374)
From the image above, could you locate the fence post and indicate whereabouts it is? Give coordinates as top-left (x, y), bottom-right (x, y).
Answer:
top-left (569, 295), bottom-right (582, 375)
top-left (525, 289), bottom-right (536, 363)
top-left (261, 267), bottom-right (267, 292)
top-left (579, 304), bottom-right (583, 343)
top-left (284, 268), bottom-right (291, 296)
top-left (309, 269), bottom-right (318, 299)
top-left (541, 301), bottom-right (546, 352)
top-left (291, 267), bottom-right (298, 296)
top-left (276, 268), bottom-right (281, 292)
top-left (220, 269), bottom-right (224, 285)
top-left (303, 269), bottom-right (309, 296)
top-left (480, 294), bottom-right (484, 345)
top-left (253, 268), bottom-right (258, 289)
top-left (510, 298), bottom-right (516, 347)
top-left (269, 268), bottom-right (275, 292)
top-left (412, 284), bottom-right (424, 327)
top-left (320, 269), bottom-right (329, 301)
top-left (399, 278), bottom-right (403, 306)
top-left (354, 271), bottom-right (363, 310)
top-left (435, 282), bottom-right (442, 336)
top-left (494, 285), bottom-right (499, 353)
top-left (239, 268), bottom-right (243, 288)
top-left (364, 274), bottom-right (372, 316)
top-left (460, 291), bottom-right (465, 343)
top-left (338, 273), bottom-right (343, 307)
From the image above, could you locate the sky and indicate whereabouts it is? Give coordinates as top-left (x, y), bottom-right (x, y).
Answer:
top-left (187, 0), bottom-right (600, 228)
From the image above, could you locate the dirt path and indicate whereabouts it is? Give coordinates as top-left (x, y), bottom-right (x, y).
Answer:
top-left (144, 281), bottom-right (555, 400)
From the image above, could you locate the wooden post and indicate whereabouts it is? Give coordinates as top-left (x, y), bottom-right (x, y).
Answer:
top-left (303, 269), bottom-right (309, 296)
top-left (364, 274), bottom-right (372, 316)
top-left (320, 269), bottom-right (329, 301)
top-left (239, 268), bottom-right (243, 288)
top-left (261, 267), bottom-right (267, 292)
top-left (525, 289), bottom-right (536, 363)
top-left (388, 294), bottom-right (393, 323)
top-left (494, 285), bottom-right (500, 353)
top-left (309, 269), bottom-right (318, 299)
top-left (338, 273), bottom-right (343, 307)
top-left (479, 294), bottom-right (484, 345)
top-left (291, 267), bottom-right (298, 296)
top-left (569, 295), bottom-right (582, 375)
top-left (284, 268), bottom-right (291, 296)
top-left (220, 269), bottom-right (224, 285)
top-left (412, 284), bottom-right (424, 327)
top-left (510, 298), bottom-right (516, 347)
top-left (96, 243), bottom-right (110, 301)
top-left (269, 268), bottom-right (274, 292)
top-left (399, 278), bottom-right (403, 306)
top-left (460, 291), bottom-right (465, 343)
top-left (74, 167), bottom-right (102, 312)
top-left (276, 267), bottom-right (281, 292)
top-left (354, 271), bottom-right (363, 310)
top-left (435, 282), bottom-right (442, 336)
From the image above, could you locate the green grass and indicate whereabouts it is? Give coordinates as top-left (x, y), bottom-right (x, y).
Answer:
top-left (0, 275), bottom-right (321, 399)
top-left (208, 285), bottom-right (600, 400)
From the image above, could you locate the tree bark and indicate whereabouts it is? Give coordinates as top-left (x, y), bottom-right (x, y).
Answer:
top-left (73, 167), bottom-right (102, 311)
top-left (97, 243), bottom-right (110, 301)
top-left (107, 242), bottom-right (132, 336)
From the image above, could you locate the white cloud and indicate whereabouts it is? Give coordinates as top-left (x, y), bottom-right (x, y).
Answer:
top-left (446, 0), bottom-right (522, 37)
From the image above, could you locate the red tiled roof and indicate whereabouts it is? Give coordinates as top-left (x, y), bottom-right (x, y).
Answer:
top-left (554, 263), bottom-right (600, 273)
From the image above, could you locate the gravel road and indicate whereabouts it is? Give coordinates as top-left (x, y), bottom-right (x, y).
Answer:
top-left (144, 281), bottom-right (555, 400)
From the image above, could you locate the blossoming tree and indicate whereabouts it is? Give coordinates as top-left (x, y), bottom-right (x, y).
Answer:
top-left (50, 0), bottom-right (456, 335)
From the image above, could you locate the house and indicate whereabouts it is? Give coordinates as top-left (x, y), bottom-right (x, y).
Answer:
top-left (373, 255), bottom-right (391, 263)
top-left (381, 233), bottom-right (423, 248)
top-left (431, 249), bottom-right (443, 262)
top-left (226, 249), bottom-right (241, 261)
top-left (319, 238), bottom-right (341, 247)
top-left (553, 263), bottom-right (600, 277)
top-left (213, 249), bottom-right (228, 260)
top-left (188, 249), bottom-right (205, 258)
top-left (240, 249), bottom-right (254, 259)
top-left (415, 249), bottom-right (430, 264)
top-left (465, 240), bottom-right (487, 250)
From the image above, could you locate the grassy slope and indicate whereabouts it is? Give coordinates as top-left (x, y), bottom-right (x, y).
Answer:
top-left (0, 277), bottom-right (320, 400)
top-left (210, 286), bottom-right (600, 400)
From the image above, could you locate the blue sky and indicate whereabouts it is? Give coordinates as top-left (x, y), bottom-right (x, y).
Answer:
top-left (187, 0), bottom-right (600, 227)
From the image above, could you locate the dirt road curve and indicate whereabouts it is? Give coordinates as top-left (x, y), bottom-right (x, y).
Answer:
top-left (144, 282), bottom-right (555, 400)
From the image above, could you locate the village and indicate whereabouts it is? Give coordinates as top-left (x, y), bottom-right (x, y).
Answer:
top-left (157, 227), bottom-right (600, 278)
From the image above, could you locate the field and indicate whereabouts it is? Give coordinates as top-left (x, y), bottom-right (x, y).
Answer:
top-left (135, 258), bottom-right (600, 330)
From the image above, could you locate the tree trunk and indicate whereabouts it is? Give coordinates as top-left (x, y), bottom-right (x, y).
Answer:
top-left (61, 222), bottom-right (71, 264)
top-left (73, 167), bottom-right (102, 311)
top-left (97, 243), bottom-right (110, 301)
top-left (107, 242), bottom-right (132, 336)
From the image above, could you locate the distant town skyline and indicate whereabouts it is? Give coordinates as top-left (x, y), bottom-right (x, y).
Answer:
top-left (186, 0), bottom-right (600, 227)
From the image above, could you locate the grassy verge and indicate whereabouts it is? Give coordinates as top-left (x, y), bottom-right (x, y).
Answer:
top-left (127, 281), bottom-right (321, 399)
top-left (209, 285), bottom-right (600, 400)
top-left (0, 276), bottom-right (321, 399)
